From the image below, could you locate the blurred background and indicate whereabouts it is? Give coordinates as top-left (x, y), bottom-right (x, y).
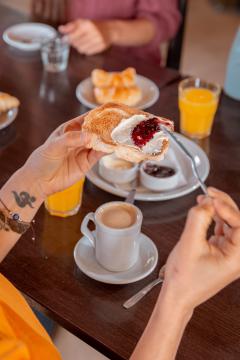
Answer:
top-left (1, 0), bottom-right (240, 85)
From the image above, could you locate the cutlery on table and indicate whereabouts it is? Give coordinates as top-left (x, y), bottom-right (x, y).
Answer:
top-left (123, 265), bottom-right (165, 309)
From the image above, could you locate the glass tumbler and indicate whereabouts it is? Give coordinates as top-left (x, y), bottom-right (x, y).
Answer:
top-left (41, 37), bottom-right (69, 73)
top-left (178, 78), bottom-right (221, 139)
top-left (45, 178), bottom-right (85, 217)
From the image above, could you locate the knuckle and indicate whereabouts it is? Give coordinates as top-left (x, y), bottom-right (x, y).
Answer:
top-left (189, 206), bottom-right (203, 218)
top-left (65, 131), bottom-right (74, 141)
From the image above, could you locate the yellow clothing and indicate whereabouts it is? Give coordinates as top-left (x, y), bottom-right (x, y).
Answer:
top-left (0, 274), bottom-right (61, 360)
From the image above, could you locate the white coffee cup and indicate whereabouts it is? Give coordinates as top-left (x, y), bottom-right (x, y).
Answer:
top-left (81, 201), bottom-right (143, 272)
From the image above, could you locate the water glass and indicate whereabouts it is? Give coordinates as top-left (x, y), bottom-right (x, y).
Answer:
top-left (41, 37), bottom-right (69, 73)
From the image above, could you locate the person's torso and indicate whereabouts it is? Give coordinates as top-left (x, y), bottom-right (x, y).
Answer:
top-left (67, 0), bottom-right (137, 21)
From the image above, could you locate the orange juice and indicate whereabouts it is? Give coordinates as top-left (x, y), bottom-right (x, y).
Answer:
top-left (179, 79), bottom-right (220, 139)
top-left (45, 178), bottom-right (85, 217)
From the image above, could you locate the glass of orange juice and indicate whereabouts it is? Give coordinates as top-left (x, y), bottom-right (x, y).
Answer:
top-left (179, 78), bottom-right (221, 139)
top-left (45, 178), bottom-right (85, 217)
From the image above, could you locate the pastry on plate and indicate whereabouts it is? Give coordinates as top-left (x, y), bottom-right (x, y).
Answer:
top-left (92, 67), bottom-right (136, 88)
top-left (94, 86), bottom-right (142, 107)
top-left (91, 67), bottom-right (142, 106)
top-left (82, 102), bottom-right (174, 163)
top-left (0, 92), bottom-right (20, 113)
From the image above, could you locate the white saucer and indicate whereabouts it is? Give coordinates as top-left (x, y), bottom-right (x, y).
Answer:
top-left (75, 74), bottom-right (160, 110)
top-left (86, 133), bottom-right (210, 201)
top-left (74, 232), bottom-right (158, 284)
top-left (3, 23), bottom-right (57, 51)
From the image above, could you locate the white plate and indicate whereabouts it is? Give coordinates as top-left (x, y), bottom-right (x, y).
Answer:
top-left (3, 23), bottom-right (57, 51)
top-left (75, 74), bottom-right (160, 110)
top-left (74, 232), bottom-right (158, 284)
top-left (0, 108), bottom-right (18, 130)
top-left (86, 133), bottom-right (210, 201)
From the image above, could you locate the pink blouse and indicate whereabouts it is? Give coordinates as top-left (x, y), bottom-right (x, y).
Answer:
top-left (67, 0), bottom-right (181, 64)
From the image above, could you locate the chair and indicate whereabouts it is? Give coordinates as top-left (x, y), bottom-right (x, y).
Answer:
top-left (31, 0), bottom-right (66, 27)
top-left (166, 0), bottom-right (188, 70)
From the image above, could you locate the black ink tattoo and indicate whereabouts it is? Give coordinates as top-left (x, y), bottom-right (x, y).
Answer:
top-left (0, 209), bottom-right (30, 234)
top-left (12, 191), bottom-right (36, 208)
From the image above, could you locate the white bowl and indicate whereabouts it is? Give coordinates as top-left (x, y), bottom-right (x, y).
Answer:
top-left (99, 154), bottom-right (138, 184)
top-left (140, 160), bottom-right (179, 192)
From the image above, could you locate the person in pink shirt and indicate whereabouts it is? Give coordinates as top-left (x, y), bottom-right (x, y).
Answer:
top-left (59, 0), bottom-right (181, 64)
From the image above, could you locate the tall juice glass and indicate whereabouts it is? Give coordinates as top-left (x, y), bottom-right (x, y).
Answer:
top-left (45, 178), bottom-right (85, 217)
top-left (179, 78), bottom-right (221, 139)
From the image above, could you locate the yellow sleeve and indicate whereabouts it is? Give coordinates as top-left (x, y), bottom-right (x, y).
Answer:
top-left (0, 305), bottom-right (30, 359)
top-left (0, 274), bottom-right (61, 360)
top-left (0, 339), bottom-right (30, 360)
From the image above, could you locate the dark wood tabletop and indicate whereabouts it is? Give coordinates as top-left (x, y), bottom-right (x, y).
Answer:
top-left (0, 4), bottom-right (240, 360)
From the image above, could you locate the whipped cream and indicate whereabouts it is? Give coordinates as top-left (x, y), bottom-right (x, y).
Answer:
top-left (102, 154), bottom-right (133, 170)
top-left (111, 114), bottom-right (167, 155)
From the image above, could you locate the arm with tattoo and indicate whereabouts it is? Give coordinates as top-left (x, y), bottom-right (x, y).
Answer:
top-left (0, 167), bottom-right (44, 261)
top-left (0, 114), bottom-right (102, 263)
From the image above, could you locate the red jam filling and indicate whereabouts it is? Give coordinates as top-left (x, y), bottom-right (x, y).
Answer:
top-left (131, 118), bottom-right (160, 148)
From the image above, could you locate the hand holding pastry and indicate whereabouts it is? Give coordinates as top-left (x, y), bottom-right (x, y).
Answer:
top-left (24, 114), bottom-right (103, 198)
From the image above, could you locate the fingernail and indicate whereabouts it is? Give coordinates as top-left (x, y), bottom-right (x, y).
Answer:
top-left (201, 197), bottom-right (213, 205)
top-left (197, 195), bottom-right (205, 202)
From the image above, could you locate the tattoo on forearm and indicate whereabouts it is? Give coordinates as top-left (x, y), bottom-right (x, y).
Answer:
top-left (12, 191), bottom-right (36, 208)
top-left (0, 210), bottom-right (30, 234)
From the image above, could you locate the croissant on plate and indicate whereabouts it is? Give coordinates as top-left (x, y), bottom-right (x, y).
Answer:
top-left (0, 92), bottom-right (20, 112)
top-left (91, 68), bottom-right (142, 107)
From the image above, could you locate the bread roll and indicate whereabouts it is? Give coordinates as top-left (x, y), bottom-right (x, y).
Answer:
top-left (82, 103), bottom-right (174, 163)
top-left (92, 67), bottom-right (136, 88)
top-left (0, 92), bottom-right (20, 112)
top-left (94, 86), bottom-right (142, 107)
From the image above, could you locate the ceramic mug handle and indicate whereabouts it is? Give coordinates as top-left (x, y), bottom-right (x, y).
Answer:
top-left (81, 212), bottom-right (96, 247)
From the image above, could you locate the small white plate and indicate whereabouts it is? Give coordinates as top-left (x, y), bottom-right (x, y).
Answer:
top-left (75, 74), bottom-right (160, 110)
top-left (0, 108), bottom-right (18, 130)
top-left (86, 133), bottom-right (210, 201)
top-left (3, 23), bottom-right (57, 51)
top-left (74, 232), bottom-right (158, 284)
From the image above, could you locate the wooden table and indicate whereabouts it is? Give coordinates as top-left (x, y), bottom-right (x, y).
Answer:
top-left (1, 4), bottom-right (240, 360)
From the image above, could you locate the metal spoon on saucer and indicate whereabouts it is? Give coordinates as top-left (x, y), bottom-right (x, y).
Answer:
top-left (160, 125), bottom-right (208, 195)
top-left (125, 164), bottom-right (141, 204)
top-left (123, 265), bottom-right (165, 309)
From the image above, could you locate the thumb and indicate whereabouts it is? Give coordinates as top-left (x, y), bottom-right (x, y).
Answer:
top-left (58, 21), bottom-right (76, 34)
top-left (52, 131), bottom-right (91, 155)
top-left (181, 198), bottom-right (215, 244)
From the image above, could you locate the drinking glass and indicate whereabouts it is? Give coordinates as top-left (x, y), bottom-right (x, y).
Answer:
top-left (45, 178), bottom-right (85, 217)
top-left (178, 78), bottom-right (221, 139)
top-left (41, 37), bottom-right (69, 73)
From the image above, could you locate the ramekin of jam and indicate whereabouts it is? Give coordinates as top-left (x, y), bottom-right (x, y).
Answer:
top-left (140, 161), bottom-right (179, 191)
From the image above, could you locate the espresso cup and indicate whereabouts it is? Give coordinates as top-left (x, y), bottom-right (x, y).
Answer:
top-left (80, 201), bottom-right (143, 272)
